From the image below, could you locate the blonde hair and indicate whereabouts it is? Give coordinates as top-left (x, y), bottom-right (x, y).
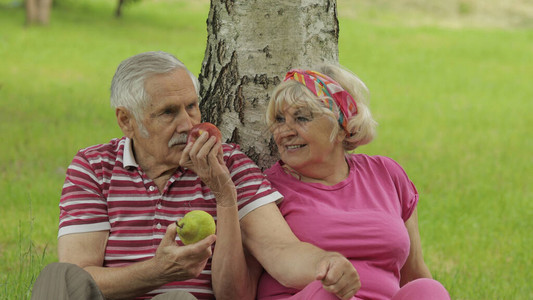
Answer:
top-left (266, 64), bottom-right (377, 151)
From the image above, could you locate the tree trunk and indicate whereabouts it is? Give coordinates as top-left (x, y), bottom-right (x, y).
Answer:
top-left (116, 0), bottom-right (125, 18)
top-left (25, 0), bottom-right (53, 26)
top-left (199, 0), bottom-right (339, 169)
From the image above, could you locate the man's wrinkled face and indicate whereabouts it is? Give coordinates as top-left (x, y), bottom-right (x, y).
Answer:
top-left (132, 69), bottom-right (201, 168)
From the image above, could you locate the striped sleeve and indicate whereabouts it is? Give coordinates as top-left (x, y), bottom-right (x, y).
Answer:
top-left (223, 144), bottom-right (283, 219)
top-left (58, 148), bottom-right (111, 238)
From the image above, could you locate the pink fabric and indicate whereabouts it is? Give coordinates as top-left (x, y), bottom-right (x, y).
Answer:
top-left (259, 154), bottom-right (429, 300)
top-left (258, 279), bottom-right (450, 300)
top-left (391, 278), bottom-right (450, 300)
top-left (258, 280), bottom-right (355, 300)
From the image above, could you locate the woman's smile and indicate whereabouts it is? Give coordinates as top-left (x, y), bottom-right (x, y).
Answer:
top-left (285, 143), bottom-right (307, 151)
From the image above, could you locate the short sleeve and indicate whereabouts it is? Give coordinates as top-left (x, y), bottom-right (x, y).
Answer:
top-left (223, 144), bottom-right (283, 219)
top-left (58, 152), bottom-right (110, 237)
top-left (379, 156), bottom-right (419, 221)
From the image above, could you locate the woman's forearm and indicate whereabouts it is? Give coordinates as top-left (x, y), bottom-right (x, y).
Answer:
top-left (266, 241), bottom-right (330, 288)
top-left (240, 203), bottom-right (358, 294)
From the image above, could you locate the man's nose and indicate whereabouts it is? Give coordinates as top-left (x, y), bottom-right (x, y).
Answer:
top-left (176, 113), bottom-right (195, 133)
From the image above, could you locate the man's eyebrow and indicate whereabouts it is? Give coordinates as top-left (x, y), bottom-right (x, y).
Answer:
top-left (148, 104), bottom-right (177, 118)
top-left (187, 99), bottom-right (200, 106)
top-left (158, 104), bottom-right (178, 111)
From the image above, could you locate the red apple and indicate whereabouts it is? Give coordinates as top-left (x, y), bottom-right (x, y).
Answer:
top-left (187, 122), bottom-right (222, 144)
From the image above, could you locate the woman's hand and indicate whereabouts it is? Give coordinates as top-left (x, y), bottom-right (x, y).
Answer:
top-left (315, 252), bottom-right (361, 300)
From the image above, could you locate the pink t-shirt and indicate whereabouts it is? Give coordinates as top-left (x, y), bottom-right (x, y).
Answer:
top-left (258, 154), bottom-right (419, 300)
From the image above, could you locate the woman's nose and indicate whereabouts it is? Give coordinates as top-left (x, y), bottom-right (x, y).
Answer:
top-left (276, 121), bottom-right (296, 138)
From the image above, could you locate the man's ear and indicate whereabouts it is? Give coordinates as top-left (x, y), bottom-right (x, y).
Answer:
top-left (116, 107), bottom-right (135, 138)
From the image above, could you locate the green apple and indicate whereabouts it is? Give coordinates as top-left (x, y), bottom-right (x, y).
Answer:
top-left (176, 210), bottom-right (216, 245)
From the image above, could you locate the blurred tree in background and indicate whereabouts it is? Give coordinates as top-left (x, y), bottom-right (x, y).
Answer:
top-left (25, 0), bottom-right (52, 25)
top-left (23, 0), bottom-right (141, 25)
top-left (115, 0), bottom-right (140, 18)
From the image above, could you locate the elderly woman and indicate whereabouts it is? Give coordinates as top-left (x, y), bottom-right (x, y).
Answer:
top-left (257, 65), bottom-right (450, 300)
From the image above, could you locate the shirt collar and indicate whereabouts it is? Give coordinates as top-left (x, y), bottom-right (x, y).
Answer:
top-left (123, 137), bottom-right (138, 168)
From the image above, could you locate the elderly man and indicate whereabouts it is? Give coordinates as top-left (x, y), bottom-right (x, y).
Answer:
top-left (31, 51), bottom-right (359, 300)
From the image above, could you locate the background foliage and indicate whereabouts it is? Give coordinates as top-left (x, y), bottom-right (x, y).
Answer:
top-left (1, 0), bottom-right (531, 299)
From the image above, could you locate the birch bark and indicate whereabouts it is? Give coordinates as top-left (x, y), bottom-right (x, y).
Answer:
top-left (199, 0), bottom-right (339, 169)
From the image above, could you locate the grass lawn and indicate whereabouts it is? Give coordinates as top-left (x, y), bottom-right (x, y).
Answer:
top-left (1, 0), bottom-right (531, 299)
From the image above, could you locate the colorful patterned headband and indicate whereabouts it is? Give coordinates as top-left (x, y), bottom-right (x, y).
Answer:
top-left (284, 69), bottom-right (358, 133)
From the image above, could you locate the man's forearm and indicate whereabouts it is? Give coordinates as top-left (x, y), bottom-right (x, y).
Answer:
top-left (85, 259), bottom-right (165, 300)
top-left (58, 232), bottom-right (161, 299)
top-left (211, 204), bottom-right (255, 300)
top-left (79, 223), bottom-right (215, 300)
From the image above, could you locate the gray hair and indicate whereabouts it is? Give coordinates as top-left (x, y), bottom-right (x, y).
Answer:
top-left (110, 51), bottom-right (199, 135)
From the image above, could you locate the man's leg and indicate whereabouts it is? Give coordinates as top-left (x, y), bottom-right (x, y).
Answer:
top-left (31, 262), bottom-right (104, 300)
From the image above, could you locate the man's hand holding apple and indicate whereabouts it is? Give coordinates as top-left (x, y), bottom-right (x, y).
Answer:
top-left (152, 223), bottom-right (216, 282)
top-left (180, 123), bottom-right (236, 207)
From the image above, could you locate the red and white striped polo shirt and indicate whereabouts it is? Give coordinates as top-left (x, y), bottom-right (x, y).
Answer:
top-left (58, 137), bottom-right (282, 299)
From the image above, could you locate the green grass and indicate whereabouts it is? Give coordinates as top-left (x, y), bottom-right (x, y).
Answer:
top-left (340, 22), bottom-right (532, 299)
top-left (1, 0), bottom-right (531, 299)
